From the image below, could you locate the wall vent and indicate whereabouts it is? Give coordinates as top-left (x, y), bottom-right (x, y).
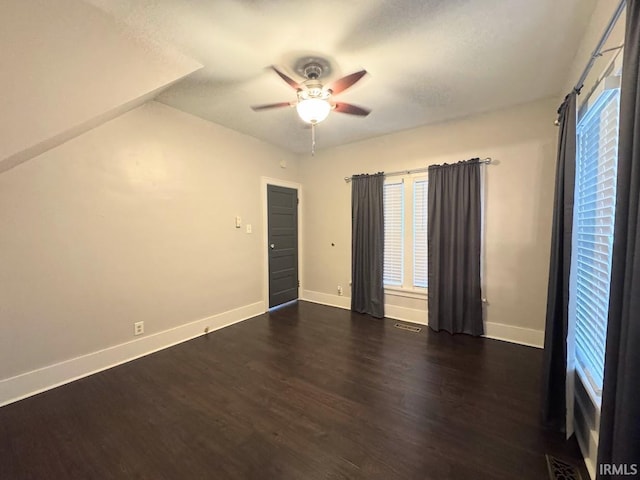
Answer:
top-left (545, 454), bottom-right (583, 480)
top-left (394, 323), bottom-right (421, 333)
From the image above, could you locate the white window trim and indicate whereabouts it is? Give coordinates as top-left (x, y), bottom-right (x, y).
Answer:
top-left (412, 177), bottom-right (428, 289)
top-left (570, 88), bottom-right (619, 409)
top-left (384, 286), bottom-right (427, 300)
top-left (569, 50), bottom-right (624, 414)
top-left (576, 361), bottom-right (603, 409)
top-left (383, 173), bottom-right (428, 293)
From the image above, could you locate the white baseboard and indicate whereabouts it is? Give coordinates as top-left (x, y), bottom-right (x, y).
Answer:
top-left (384, 304), bottom-right (428, 325)
top-left (301, 290), bottom-right (351, 309)
top-left (483, 322), bottom-right (543, 348)
top-left (301, 290), bottom-right (543, 348)
top-left (0, 301), bottom-right (265, 407)
top-left (302, 290), bottom-right (427, 326)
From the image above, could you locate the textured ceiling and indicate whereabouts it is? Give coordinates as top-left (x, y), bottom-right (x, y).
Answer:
top-left (85, 0), bottom-right (596, 154)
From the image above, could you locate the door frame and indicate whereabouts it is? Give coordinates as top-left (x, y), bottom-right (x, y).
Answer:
top-left (261, 177), bottom-right (303, 312)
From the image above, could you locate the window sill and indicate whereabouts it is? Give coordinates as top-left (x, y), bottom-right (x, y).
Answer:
top-left (575, 362), bottom-right (602, 412)
top-left (383, 286), bottom-right (427, 300)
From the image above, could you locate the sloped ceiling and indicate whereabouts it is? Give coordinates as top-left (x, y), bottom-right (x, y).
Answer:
top-left (0, 0), bottom-right (202, 172)
top-left (1, 0), bottom-right (597, 166)
top-left (84, 0), bottom-right (596, 154)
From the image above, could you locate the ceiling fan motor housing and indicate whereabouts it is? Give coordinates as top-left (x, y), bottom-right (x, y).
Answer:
top-left (303, 63), bottom-right (323, 80)
top-left (294, 57), bottom-right (331, 80)
top-left (300, 62), bottom-right (330, 100)
top-left (299, 83), bottom-right (327, 101)
top-left (251, 59), bottom-right (369, 126)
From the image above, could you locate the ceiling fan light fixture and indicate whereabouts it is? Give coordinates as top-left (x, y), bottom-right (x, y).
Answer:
top-left (296, 98), bottom-right (331, 124)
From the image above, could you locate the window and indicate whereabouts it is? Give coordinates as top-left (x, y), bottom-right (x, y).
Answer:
top-left (383, 178), bottom-right (428, 289)
top-left (383, 182), bottom-right (404, 286)
top-left (572, 78), bottom-right (620, 397)
top-left (413, 180), bottom-right (428, 287)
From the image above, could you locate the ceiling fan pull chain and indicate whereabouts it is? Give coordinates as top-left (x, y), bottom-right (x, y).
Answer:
top-left (311, 123), bottom-right (316, 156)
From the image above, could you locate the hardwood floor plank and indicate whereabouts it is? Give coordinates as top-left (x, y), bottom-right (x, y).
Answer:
top-left (0, 301), bottom-right (585, 479)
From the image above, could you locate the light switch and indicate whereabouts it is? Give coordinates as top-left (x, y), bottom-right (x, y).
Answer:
top-left (246, 224), bottom-right (252, 234)
top-left (235, 216), bottom-right (241, 228)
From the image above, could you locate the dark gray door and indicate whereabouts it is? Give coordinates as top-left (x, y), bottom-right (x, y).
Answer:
top-left (267, 185), bottom-right (298, 308)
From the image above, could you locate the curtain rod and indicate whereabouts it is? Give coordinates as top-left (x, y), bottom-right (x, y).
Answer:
top-left (344, 157), bottom-right (492, 183)
top-left (554, 0), bottom-right (626, 126)
top-left (573, 0), bottom-right (626, 94)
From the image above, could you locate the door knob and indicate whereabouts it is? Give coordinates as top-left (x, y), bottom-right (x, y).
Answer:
top-left (270, 244), bottom-right (275, 249)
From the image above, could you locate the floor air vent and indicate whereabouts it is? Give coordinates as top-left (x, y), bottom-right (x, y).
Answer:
top-left (545, 454), bottom-right (583, 480)
top-left (394, 323), bottom-right (421, 333)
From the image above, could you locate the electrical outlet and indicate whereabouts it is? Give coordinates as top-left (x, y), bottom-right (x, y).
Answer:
top-left (134, 321), bottom-right (144, 336)
top-left (246, 224), bottom-right (252, 234)
top-left (337, 285), bottom-right (343, 296)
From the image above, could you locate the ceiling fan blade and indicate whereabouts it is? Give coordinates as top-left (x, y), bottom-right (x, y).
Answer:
top-left (334, 102), bottom-right (371, 116)
top-left (326, 70), bottom-right (367, 95)
top-left (271, 66), bottom-right (301, 90)
top-left (251, 102), bottom-right (293, 111)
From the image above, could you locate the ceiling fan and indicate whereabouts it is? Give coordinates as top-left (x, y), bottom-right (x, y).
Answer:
top-left (251, 59), bottom-right (371, 154)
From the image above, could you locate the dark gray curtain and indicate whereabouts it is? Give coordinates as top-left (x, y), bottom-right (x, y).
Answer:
top-left (427, 158), bottom-right (483, 336)
top-left (597, 3), bottom-right (640, 476)
top-left (351, 173), bottom-right (384, 318)
top-left (540, 92), bottom-right (577, 432)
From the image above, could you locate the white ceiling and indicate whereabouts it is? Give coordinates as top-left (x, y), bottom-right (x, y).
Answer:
top-left (85, 0), bottom-right (596, 154)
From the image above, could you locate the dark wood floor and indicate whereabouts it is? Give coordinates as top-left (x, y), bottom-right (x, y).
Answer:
top-left (1, 301), bottom-right (585, 479)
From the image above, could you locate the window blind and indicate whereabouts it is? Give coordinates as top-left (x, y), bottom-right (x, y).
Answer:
top-left (574, 87), bottom-right (620, 394)
top-left (383, 182), bottom-right (404, 286)
top-left (413, 180), bottom-right (428, 287)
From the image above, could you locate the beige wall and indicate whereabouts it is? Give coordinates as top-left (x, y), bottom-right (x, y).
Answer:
top-left (1, 96), bottom-right (556, 387)
top-left (0, 0), bottom-right (201, 172)
top-left (300, 97), bottom-right (558, 333)
top-left (0, 101), bottom-right (298, 380)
